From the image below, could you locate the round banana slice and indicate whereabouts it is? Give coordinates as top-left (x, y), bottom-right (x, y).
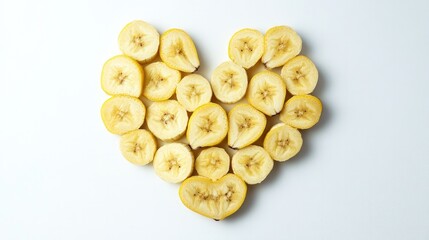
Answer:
top-left (247, 71), bottom-right (286, 116)
top-left (262, 26), bottom-right (302, 69)
top-left (281, 55), bottom-right (318, 95)
top-left (160, 29), bottom-right (200, 73)
top-left (100, 96), bottom-right (146, 135)
top-left (101, 55), bottom-right (143, 97)
top-left (118, 20), bottom-right (160, 62)
top-left (280, 95), bottom-right (322, 129)
top-left (176, 74), bottom-right (212, 112)
top-left (263, 123), bottom-right (302, 161)
top-left (143, 62), bottom-right (181, 101)
top-left (120, 129), bottom-right (157, 165)
top-left (228, 104), bottom-right (267, 149)
top-left (146, 100), bottom-right (188, 142)
top-left (231, 145), bottom-right (274, 185)
top-left (228, 28), bottom-right (264, 69)
top-left (210, 61), bottom-right (248, 103)
top-left (153, 143), bottom-right (194, 183)
top-left (179, 174), bottom-right (247, 220)
top-left (195, 147), bottom-right (230, 181)
top-left (187, 103), bottom-right (228, 149)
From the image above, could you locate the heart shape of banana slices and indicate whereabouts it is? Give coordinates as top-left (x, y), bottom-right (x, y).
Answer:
top-left (100, 20), bottom-right (323, 221)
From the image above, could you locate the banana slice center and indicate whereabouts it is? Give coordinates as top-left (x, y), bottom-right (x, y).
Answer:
top-left (258, 84), bottom-right (276, 100)
top-left (132, 34), bottom-right (145, 47)
top-left (239, 117), bottom-right (253, 130)
top-left (222, 73), bottom-right (236, 88)
top-left (295, 109), bottom-right (307, 118)
top-left (225, 187), bottom-right (234, 201)
top-left (277, 138), bottom-right (290, 148)
top-left (115, 70), bottom-right (128, 85)
top-left (198, 116), bottom-right (214, 133)
top-left (188, 85), bottom-right (200, 97)
top-left (292, 66), bottom-right (309, 86)
top-left (176, 48), bottom-right (184, 56)
top-left (170, 40), bottom-right (187, 57)
top-left (239, 38), bottom-right (255, 56)
top-left (292, 103), bottom-right (313, 120)
top-left (161, 112), bottom-right (175, 125)
top-left (133, 143), bottom-right (143, 153)
top-left (151, 74), bottom-right (166, 87)
top-left (277, 39), bottom-right (289, 53)
top-left (191, 185), bottom-right (235, 203)
top-left (224, 186), bottom-right (235, 202)
top-left (239, 155), bottom-right (262, 173)
top-left (294, 70), bottom-right (305, 81)
top-left (209, 158), bottom-right (220, 166)
top-left (164, 154), bottom-right (182, 171)
top-left (113, 106), bottom-right (131, 122)
top-left (167, 155), bottom-right (181, 171)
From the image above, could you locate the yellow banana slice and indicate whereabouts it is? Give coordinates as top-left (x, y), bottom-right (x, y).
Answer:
top-left (179, 174), bottom-right (247, 220)
top-left (101, 55), bottom-right (143, 97)
top-left (262, 26), bottom-right (302, 69)
top-left (143, 61), bottom-right (181, 101)
top-left (153, 143), bottom-right (194, 183)
top-left (281, 55), bottom-right (318, 95)
top-left (176, 74), bottom-right (212, 112)
top-left (186, 103), bottom-right (228, 149)
top-left (210, 61), bottom-right (248, 103)
top-left (100, 96), bottom-right (146, 135)
top-left (118, 20), bottom-right (160, 62)
top-left (247, 71), bottom-right (286, 116)
top-left (231, 145), bottom-right (274, 184)
top-left (146, 100), bottom-right (188, 142)
top-left (280, 95), bottom-right (322, 129)
top-left (263, 123), bottom-right (302, 161)
top-left (228, 28), bottom-right (264, 69)
top-left (160, 29), bottom-right (200, 73)
top-left (228, 104), bottom-right (267, 149)
top-left (195, 147), bottom-right (230, 181)
top-left (120, 129), bottom-right (157, 165)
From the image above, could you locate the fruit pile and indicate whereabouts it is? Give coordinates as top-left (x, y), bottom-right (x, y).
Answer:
top-left (100, 20), bottom-right (322, 220)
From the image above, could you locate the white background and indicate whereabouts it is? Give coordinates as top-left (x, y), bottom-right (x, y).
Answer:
top-left (1, 0), bottom-right (429, 239)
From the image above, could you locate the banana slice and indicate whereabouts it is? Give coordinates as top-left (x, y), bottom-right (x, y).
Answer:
top-left (176, 74), bottom-right (212, 112)
top-left (179, 174), bottom-right (247, 220)
top-left (101, 96), bottom-right (146, 135)
top-left (143, 62), bottom-right (181, 101)
top-left (160, 29), bottom-right (200, 73)
top-left (153, 143), bottom-right (194, 183)
top-left (228, 104), bottom-right (267, 149)
top-left (231, 145), bottom-right (273, 184)
top-left (247, 71), bottom-right (286, 116)
top-left (101, 55), bottom-right (143, 97)
top-left (120, 129), bottom-right (157, 165)
top-left (228, 28), bottom-right (264, 69)
top-left (280, 95), bottom-right (322, 129)
top-left (210, 61), bottom-right (248, 103)
top-left (146, 100), bottom-right (188, 142)
top-left (262, 26), bottom-right (302, 69)
top-left (187, 103), bottom-right (228, 149)
top-left (118, 20), bottom-right (160, 62)
top-left (195, 147), bottom-right (230, 181)
top-left (281, 55), bottom-right (318, 95)
top-left (263, 123), bottom-right (302, 161)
